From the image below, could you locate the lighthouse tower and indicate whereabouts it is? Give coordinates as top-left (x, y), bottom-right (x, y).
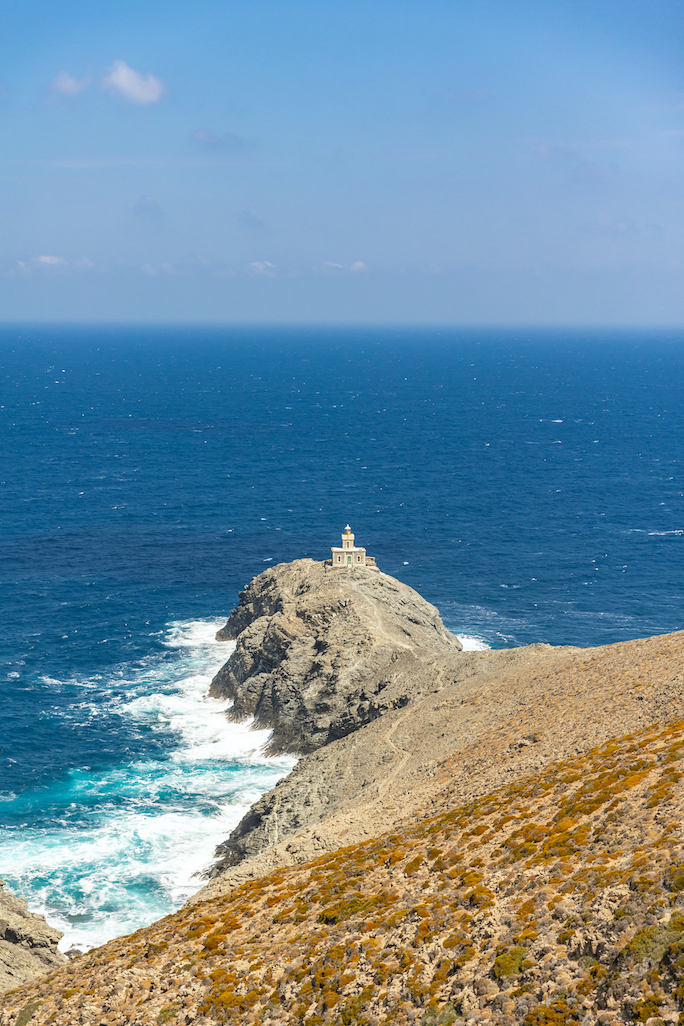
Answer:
top-left (330, 525), bottom-right (377, 568)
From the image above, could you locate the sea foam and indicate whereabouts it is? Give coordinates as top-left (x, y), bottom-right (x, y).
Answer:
top-left (2, 619), bottom-right (294, 953)
top-left (456, 634), bottom-right (491, 651)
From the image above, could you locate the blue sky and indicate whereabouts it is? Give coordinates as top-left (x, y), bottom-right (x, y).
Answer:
top-left (2, 0), bottom-right (684, 323)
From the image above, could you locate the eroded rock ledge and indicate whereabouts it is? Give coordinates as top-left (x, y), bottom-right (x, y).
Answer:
top-left (0, 884), bottom-right (66, 993)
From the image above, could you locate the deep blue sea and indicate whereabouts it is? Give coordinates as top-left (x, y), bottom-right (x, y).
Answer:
top-left (1, 325), bottom-right (683, 950)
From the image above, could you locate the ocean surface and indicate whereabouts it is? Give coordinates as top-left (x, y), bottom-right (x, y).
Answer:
top-left (1, 325), bottom-right (683, 951)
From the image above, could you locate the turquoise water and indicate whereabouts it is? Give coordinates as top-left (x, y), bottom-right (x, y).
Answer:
top-left (2, 619), bottom-right (294, 949)
top-left (1, 325), bottom-right (683, 949)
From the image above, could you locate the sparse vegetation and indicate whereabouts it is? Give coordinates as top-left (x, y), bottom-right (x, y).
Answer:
top-left (6, 694), bottom-right (684, 1025)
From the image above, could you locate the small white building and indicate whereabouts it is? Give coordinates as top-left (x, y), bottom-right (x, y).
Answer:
top-left (330, 525), bottom-right (377, 568)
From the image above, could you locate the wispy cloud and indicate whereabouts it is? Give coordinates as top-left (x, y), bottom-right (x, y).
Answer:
top-left (248, 261), bottom-right (276, 275)
top-left (36, 255), bottom-right (68, 267)
top-left (141, 262), bottom-right (181, 276)
top-left (102, 61), bottom-right (166, 104)
top-left (5, 256), bottom-right (95, 275)
top-left (579, 217), bottom-right (637, 237)
top-left (51, 71), bottom-right (91, 97)
top-left (533, 140), bottom-right (619, 184)
top-left (350, 261), bottom-right (368, 273)
top-left (191, 129), bottom-right (254, 155)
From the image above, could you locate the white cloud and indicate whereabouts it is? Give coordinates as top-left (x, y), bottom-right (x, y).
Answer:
top-left (248, 261), bottom-right (276, 275)
top-left (350, 261), bottom-right (368, 272)
top-left (102, 61), bottom-right (166, 104)
top-left (323, 261), bottom-right (343, 269)
top-left (52, 71), bottom-right (91, 97)
top-left (36, 255), bottom-right (68, 267)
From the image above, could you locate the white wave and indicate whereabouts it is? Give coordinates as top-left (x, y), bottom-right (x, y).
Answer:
top-left (6, 787), bottom-right (267, 951)
top-left (441, 602), bottom-right (528, 648)
top-left (456, 634), bottom-right (491, 651)
top-left (625, 528), bottom-right (683, 536)
top-left (4, 618), bottom-right (294, 953)
top-left (163, 618), bottom-right (228, 648)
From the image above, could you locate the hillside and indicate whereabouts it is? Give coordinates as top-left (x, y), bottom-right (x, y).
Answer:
top-left (3, 562), bottom-right (684, 1026)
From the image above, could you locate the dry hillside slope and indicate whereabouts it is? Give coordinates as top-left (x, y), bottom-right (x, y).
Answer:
top-left (3, 625), bottom-right (684, 1026)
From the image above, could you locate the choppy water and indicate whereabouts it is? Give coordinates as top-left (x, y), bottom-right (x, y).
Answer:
top-left (2, 619), bottom-right (293, 950)
top-left (1, 325), bottom-right (683, 949)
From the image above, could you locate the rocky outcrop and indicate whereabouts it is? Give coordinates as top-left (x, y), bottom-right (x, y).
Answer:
top-left (209, 559), bottom-right (462, 756)
top-left (0, 884), bottom-right (66, 994)
top-left (208, 560), bottom-right (464, 870)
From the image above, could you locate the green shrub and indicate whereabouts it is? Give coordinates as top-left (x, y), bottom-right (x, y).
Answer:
top-left (16, 1000), bottom-right (43, 1026)
top-left (157, 1006), bottom-right (179, 1024)
top-left (422, 1002), bottom-right (460, 1026)
top-left (524, 1000), bottom-right (581, 1025)
top-left (494, 946), bottom-right (526, 979)
top-left (632, 995), bottom-right (662, 1022)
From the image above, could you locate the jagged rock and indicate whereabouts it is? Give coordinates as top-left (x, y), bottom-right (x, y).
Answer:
top-left (208, 560), bottom-right (466, 870)
top-left (0, 885), bottom-right (66, 993)
top-left (210, 559), bottom-right (462, 755)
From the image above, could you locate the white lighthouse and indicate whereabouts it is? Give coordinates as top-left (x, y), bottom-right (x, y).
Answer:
top-left (330, 525), bottom-right (377, 568)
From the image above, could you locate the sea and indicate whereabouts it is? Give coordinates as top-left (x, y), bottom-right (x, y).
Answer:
top-left (1, 325), bottom-right (683, 952)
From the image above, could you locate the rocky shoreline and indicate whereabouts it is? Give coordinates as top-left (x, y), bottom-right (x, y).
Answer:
top-left (3, 560), bottom-right (684, 1026)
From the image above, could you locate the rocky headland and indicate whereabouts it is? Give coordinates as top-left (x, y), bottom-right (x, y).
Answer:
top-left (4, 559), bottom-right (684, 1026)
top-left (207, 559), bottom-right (463, 870)
top-left (209, 559), bottom-right (463, 755)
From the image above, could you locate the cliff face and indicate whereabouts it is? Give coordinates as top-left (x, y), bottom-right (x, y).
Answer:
top-left (209, 559), bottom-right (462, 756)
top-left (0, 886), bottom-right (66, 994)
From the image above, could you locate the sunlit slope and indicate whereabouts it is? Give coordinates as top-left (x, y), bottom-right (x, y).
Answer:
top-left (5, 715), bottom-right (684, 1026)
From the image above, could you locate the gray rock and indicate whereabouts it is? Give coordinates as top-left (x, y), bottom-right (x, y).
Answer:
top-left (0, 886), bottom-right (66, 993)
top-left (210, 559), bottom-right (462, 756)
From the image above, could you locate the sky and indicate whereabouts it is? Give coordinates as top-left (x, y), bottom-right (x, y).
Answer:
top-left (2, 0), bottom-right (684, 324)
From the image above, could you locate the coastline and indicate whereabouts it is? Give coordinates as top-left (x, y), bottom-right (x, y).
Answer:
top-left (3, 561), bottom-right (684, 1022)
